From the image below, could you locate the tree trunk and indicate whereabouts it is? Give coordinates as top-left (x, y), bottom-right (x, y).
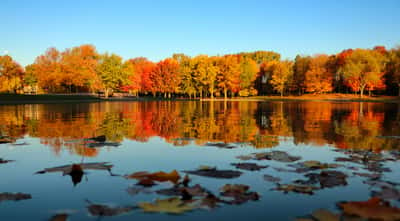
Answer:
top-left (224, 87), bottom-right (227, 100)
top-left (210, 86), bottom-right (214, 99)
top-left (280, 89), bottom-right (283, 97)
top-left (360, 85), bottom-right (365, 98)
top-left (104, 88), bottom-right (109, 98)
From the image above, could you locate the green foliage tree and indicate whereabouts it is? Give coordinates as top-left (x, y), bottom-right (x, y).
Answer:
top-left (96, 54), bottom-right (132, 98)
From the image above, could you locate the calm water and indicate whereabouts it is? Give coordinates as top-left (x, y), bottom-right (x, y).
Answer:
top-left (0, 101), bottom-right (399, 221)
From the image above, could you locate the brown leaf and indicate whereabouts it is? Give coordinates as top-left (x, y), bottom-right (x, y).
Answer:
top-left (231, 163), bottom-right (268, 171)
top-left (184, 169), bottom-right (242, 179)
top-left (0, 192), bottom-right (31, 202)
top-left (338, 197), bottom-right (400, 221)
top-left (125, 170), bottom-right (180, 184)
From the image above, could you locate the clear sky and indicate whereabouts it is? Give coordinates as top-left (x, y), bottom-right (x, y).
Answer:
top-left (1, 0), bottom-right (399, 66)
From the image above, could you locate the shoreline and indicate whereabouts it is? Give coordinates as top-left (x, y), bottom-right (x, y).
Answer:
top-left (0, 94), bottom-right (399, 104)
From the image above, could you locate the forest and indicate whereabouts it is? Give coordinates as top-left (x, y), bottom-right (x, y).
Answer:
top-left (0, 45), bottom-right (400, 98)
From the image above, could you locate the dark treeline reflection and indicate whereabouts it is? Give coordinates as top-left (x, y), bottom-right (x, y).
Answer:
top-left (0, 101), bottom-right (399, 157)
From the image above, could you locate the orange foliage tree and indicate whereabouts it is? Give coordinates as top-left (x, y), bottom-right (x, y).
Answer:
top-left (305, 54), bottom-right (333, 94)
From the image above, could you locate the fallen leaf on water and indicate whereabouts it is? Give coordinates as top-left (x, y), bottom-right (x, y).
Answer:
top-left (35, 162), bottom-right (114, 186)
top-left (300, 170), bottom-right (348, 189)
top-left (338, 197), bottom-right (400, 221)
top-left (0, 192), bottom-right (31, 202)
top-left (49, 213), bottom-right (68, 221)
top-left (220, 184), bottom-right (259, 205)
top-left (87, 202), bottom-right (134, 217)
top-left (372, 186), bottom-right (400, 201)
top-left (156, 184), bottom-right (208, 197)
top-left (126, 186), bottom-right (152, 196)
top-left (231, 163), bottom-right (268, 171)
top-left (205, 142), bottom-right (237, 149)
top-left (35, 162), bottom-right (113, 175)
top-left (138, 197), bottom-right (197, 214)
top-left (353, 172), bottom-right (381, 180)
top-left (254, 151), bottom-right (301, 162)
top-left (0, 158), bottom-right (14, 164)
top-left (183, 168), bottom-right (242, 179)
top-left (290, 161), bottom-right (341, 173)
top-left (274, 184), bottom-right (319, 195)
top-left (125, 170), bottom-right (180, 184)
top-left (363, 180), bottom-right (400, 189)
top-left (236, 155), bottom-right (253, 161)
top-left (263, 174), bottom-right (281, 183)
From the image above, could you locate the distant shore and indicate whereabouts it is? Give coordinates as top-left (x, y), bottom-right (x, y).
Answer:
top-left (0, 93), bottom-right (399, 104)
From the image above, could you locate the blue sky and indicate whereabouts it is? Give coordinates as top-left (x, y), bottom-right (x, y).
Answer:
top-left (1, 0), bottom-right (399, 66)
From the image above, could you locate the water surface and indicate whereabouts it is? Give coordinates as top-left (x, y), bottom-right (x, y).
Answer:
top-left (0, 101), bottom-right (399, 220)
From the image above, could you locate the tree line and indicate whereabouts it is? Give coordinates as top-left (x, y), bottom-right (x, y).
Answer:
top-left (1, 44), bottom-right (400, 97)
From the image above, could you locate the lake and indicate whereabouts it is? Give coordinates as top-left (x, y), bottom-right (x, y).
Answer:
top-left (0, 101), bottom-right (399, 221)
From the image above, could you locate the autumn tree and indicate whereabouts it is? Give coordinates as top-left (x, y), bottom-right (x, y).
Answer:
top-left (341, 49), bottom-right (386, 97)
top-left (0, 55), bottom-right (24, 93)
top-left (304, 54), bottom-right (333, 94)
top-left (292, 55), bottom-right (311, 95)
top-left (96, 53), bottom-right (132, 98)
top-left (239, 57), bottom-right (258, 96)
top-left (150, 58), bottom-right (180, 98)
top-left (239, 51), bottom-right (280, 65)
top-left (387, 47), bottom-right (400, 96)
top-left (129, 57), bottom-right (156, 95)
top-left (191, 55), bottom-right (218, 98)
top-left (173, 54), bottom-right (197, 98)
top-left (24, 64), bottom-right (38, 93)
top-left (268, 60), bottom-right (293, 97)
top-left (217, 55), bottom-right (241, 99)
top-left (32, 48), bottom-right (63, 92)
top-left (60, 44), bottom-right (100, 93)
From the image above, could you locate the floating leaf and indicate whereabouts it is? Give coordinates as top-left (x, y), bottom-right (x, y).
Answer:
top-left (338, 197), bottom-right (400, 221)
top-left (254, 151), bottom-right (301, 162)
top-left (263, 174), bottom-right (281, 183)
top-left (0, 192), bottom-right (31, 202)
top-left (138, 197), bottom-right (197, 214)
top-left (0, 158), bottom-right (14, 164)
top-left (220, 184), bottom-right (259, 204)
top-left (125, 170), bottom-right (180, 184)
top-left (353, 172), bottom-right (381, 179)
top-left (274, 184), bottom-right (319, 195)
top-left (126, 186), bottom-right (152, 196)
top-left (156, 184), bottom-right (208, 197)
top-left (35, 162), bottom-right (114, 186)
top-left (184, 168), bottom-right (242, 179)
top-left (235, 155), bottom-right (253, 161)
top-left (231, 163), bottom-right (268, 171)
top-left (87, 202), bottom-right (134, 217)
top-left (290, 161), bottom-right (341, 172)
top-left (295, 170), bottom-right (347, 189)
top-left (136, 178), bottom-right (156, 187)
top-left (205, 142), bottom-right (236, 149)
top-left (49, 214), bottom-right (68, 221)
top-left (372, 186), bottom-right (400, 201)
